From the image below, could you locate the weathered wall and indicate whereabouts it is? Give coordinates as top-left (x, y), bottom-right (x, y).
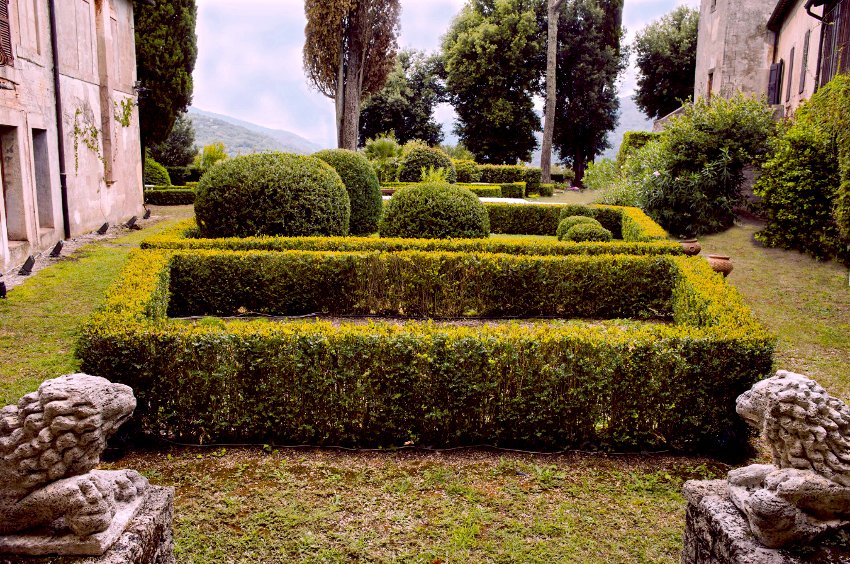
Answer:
top-left (772, 0), bottom-right (825, 114)
top-left (0, 0), bottom-right (142, 269)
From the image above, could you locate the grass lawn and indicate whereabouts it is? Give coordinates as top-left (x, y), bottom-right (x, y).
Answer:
top-left (0, 207), bottom-right (847, 562)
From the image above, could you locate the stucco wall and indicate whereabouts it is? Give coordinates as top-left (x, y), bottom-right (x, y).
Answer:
top-left (0, 0), bottom-right (142, 269)
top-left (772, 0), bottom-right (824, 114)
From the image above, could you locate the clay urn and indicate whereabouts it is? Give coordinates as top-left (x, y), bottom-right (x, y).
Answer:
top-left (707, 255), bottom-right (733, 277)
top-left (680, 239), bottom-right (702, 256)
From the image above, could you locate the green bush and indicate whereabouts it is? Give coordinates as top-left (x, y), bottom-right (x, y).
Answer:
top-left (466, 185), bottom-right (502, 197)
top-left (78, 249), bottom-right (774, 452)
top-left (453, 159), bottom-right (482, 183)
top-left (380, 183), bottom-right (489, 239)
top-left (550, 168), bottom-right (575, 184)
top-left (500, 182), bottom-right (526, 198)
top-left (478, 165), bottom-right (541, 194)
top-left (194, 152), bottom-right (350, 238)
top-left (539, 183), bottom-right (555, 197)
top-left (583, 159), bottom-right (619, 192)
top-left (165, 166), bottom-right (201, 185)
top-left (144, 157), bottom-right (171, 186)
top-left (616, 131), bottom-right (662, 166)
top-left (556, 216), bottom-right (601, 240)
top-left (144, 189), bottom-right (196, 206)
top-left (144, 218), bottom-right (682, 256)
top-left (565, 223), bottom-right (613, 243)
top-left (398, 146), bottom-right (457, 183)
top-left (314, 149), bottom-right (383, 236)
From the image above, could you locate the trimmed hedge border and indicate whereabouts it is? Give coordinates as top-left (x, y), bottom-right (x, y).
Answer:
top-left (144, 189), bottom-right (196, 205)
top-left (78, 249), bottom-right (774, 453)
top-left (382, 182), bottom-right (504, 198)
top-left (500, 182), bottom-right (525, 199)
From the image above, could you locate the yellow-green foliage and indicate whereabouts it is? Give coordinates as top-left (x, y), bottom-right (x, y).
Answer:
top-left (143, 218), bottom-right (682, 256)
top-left (383, 182), bottom-right (503, 197)
top-left (78, 248), bottom-right (773, 453)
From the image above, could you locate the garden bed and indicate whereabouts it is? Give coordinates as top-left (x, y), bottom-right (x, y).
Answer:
top-left (78, 248), bottom-right (774, 454)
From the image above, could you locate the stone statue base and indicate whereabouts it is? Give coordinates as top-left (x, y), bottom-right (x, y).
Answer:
top-left (0, 486), bottom-right (174, 563)
top-left (682, 480), bottom-right (850, 564)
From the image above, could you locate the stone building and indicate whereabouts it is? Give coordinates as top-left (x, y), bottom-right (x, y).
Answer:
top-left (694, 0), bottom-right (850, 115)
top-left (0, 0), bottom-right (143, 269)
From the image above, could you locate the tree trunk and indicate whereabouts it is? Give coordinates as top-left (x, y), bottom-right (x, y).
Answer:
top-left (541, 0), bottom-right (565, 184)
top-left (335, 38), bottom-right (346, 148)
top-left (573, 152), bottom-right (586, 189)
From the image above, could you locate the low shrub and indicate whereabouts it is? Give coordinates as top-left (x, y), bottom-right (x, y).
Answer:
top-left (500, 182), bottom-right (526, 199)
top-left (453, 159), bottom-right (482, 183)
top-left (144, 157), bottom-right (171, 186)
top-left (550, 168), bottom-right (575, 184)
top-left (380, 183), bottom-right (489, 239)
top-left (478, 165), bottom-right (541, 194)
top-left (466, 185), bottom-right (502, 197)
top-left (194, 152), bottom-right (350, 238)
top-left (557, 216), bottom-right (601, 240)
top-left (565, 223), bottom-right (613, 243)
top-left (314, 149), bottom-right (383, 236)
top-left (78, 249), bottom-right (774, 452)
top-left (617, 131), bottom-right (662, 166)
top-left (583, 159), bottom-right (619, 192)
top-left (539, 183), bottom-right (555, 197)
top-left (144, 218), bottom-right (683, 256)
top-left (398, 146), bottom-right (457, 183)
top-left (144, 189), bottom-right (195, 206)
top-left (166, 166), bottom-right (201, 185)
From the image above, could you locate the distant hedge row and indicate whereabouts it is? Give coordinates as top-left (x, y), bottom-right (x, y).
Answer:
top-left (144, 189), bottom-right (196, 206)
top-left (78, 249), bottom-right (774, 453)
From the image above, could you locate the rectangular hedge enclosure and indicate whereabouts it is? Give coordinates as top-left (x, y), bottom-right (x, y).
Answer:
top-left (78, 237), bottom-right (774, 454)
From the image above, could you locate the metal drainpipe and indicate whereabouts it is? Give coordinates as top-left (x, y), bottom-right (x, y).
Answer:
top-left (47, 0), bottom-right (71, 240)
top-left (805, 0), bottom-right (826, 90)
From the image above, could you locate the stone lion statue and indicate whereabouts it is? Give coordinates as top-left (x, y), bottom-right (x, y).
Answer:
top-left (0, 374), bottom-right (148, 538)
top-left (728, 370), bottom-right (850, 548)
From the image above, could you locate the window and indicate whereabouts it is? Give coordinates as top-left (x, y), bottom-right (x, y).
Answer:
top-left (821, 0), bottom-right (850, 86)
top-left (711, 0), bottom-right (717, 13)
top-left (707, 72), bottom-right (714, 100)
top-left (800, 30), bottom-right (811, 94)
top-left (786, 47), bottom-right (795, 102)
top-left (768, 60), bottom-right (784, 104)
top-left (0, 0), bottom-right (13, 67)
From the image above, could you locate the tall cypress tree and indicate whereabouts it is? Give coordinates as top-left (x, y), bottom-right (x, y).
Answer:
top-left (133, 0), bottom-right (198, 149)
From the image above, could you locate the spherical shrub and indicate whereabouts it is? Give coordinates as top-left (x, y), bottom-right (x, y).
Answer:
top-left (453, 159), bottom-right (481, 183)
top-left (144, 156), bottom-right (171, 186)
top-left (195, 152), bottom-right (350, 238)
top-left (564, 223), bottom-right (613, 243)
top-left (556, 216), bottom-right (601, 240)
top-left (380, 183), bottom-right (489, 239)
top-left (314, 149), bottom-right (383, 235)
top-left (398, 146), bottom-right (457, 183)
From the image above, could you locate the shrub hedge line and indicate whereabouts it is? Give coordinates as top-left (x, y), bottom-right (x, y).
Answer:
top-left (478, 164), bottom-right (541, 194)
top-left (143, 189), bottom-right (196, 205)
top-left (382, 182), bottom-right (504, 197)
top-left (78, 250), bottom-right (774, 453)
top-left (500, 182), bottom-right (525, 198)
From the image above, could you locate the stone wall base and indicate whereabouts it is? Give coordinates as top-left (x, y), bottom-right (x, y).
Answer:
top-left (682, 479), bottom-right (850, 564)
top-left (0, 485), bottom-right (175, 564)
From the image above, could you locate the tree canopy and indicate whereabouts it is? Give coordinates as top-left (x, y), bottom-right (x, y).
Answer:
top-left (633, 6), bottom-right (699, 120)
top-left (442, 0), bottom-right (545, 164)
top-left (304, 0), bottom-right (401, 149)
top-left (359, 50), bottom-right (446, 147)
top-left (133, 0), bottom-right (198, 147)
top-left (147, 113), bottom-right (197, 167)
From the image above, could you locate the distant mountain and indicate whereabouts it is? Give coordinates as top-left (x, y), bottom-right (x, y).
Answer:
top-left (187, 107), bottom-right (323, 156)
top-left (600, 95), bottom-right (654, 161)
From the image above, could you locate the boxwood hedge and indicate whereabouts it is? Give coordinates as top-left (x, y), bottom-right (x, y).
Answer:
top-left (144, 189), bottom-right (196, 206)
top-left (314, 149), bottom-right (383, 235)
top-left (78, 249), bottom-right (774, 453)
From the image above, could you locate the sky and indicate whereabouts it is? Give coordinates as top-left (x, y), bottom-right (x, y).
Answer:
top-left (192, 0), bottom-right (700, 149)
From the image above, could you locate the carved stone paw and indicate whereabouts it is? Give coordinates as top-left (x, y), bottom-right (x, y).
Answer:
top-left (65, 474), bottom-right (116, 537)
top-left (113, 470), bottom-right (148, 503)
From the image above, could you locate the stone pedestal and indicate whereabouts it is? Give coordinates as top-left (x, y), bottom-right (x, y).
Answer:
top-left (682, 480), bottom-right (850, 564)
top-left (0, 486), bottom-right (175, 564)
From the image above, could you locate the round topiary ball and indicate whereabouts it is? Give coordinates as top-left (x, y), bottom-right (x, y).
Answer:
top-left (144, 156), bottom-right (171, 186)
top-left (556, 216), bottom-right (602, 240)
top-left (564, 223), bottom-right (613, 243)
top-left (195, 152), bottom-right (350, 238)
top-left (453, 159), bottom-right (481, 183)
top-left (380, 183), bottom-right (489, 239)
top-left (398, 146), bottom-right (457, 183)
top-left (314, 149), bottom-right (383, 236)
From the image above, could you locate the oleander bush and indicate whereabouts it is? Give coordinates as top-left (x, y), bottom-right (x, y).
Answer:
top-left (380, 183), bottom-right (489, 239)
top-left (453, 159), bottom-right (482, 183)
top-left (564, 223), bottom-right (613, 243)
top-left (314, 149), bottom-right (383, 236)
top-left (144, 157), bottom-right (171, 186)
top-left (144, 189), bottom-right (196, 206)
top-left (583, 159), bottom-right (619, 192)
top-left (556, 216), bottom-right (601, 240)
top-left (194, 152), bottom-right (350, 238)
top-left (617, 131), bottom-right (662, 166)
top-left (398, 146), bottom-right (457, 183)
top-left (78, 249), bottom-right (774, 453)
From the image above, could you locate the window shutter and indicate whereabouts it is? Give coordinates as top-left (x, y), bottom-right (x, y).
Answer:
top-left (786, 48), bottom-right (795, 102)
top-left (800, 30), bottom-right (810, 95)
top-left (0, 0), bottom-right (13, 67)
top-left (768, 62), bottom-right (783, 104)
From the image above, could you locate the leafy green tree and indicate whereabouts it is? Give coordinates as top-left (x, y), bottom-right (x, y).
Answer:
top-left (133, 0), bottom-right (198, 148)
top-left (553, 0), bottom-right (626, 186)
top-left (442, 0), bottom-right (545, 164)
top-left (304, 0), bottom-right (401, 150)
top-left (359, 50), bottom-right (445, 147)
top-left (194, 142), bottom-right (228, 174)
top-left (633, 6), bottom-right (699, 121)
top-left (147, 113), bottom-right (198, 167)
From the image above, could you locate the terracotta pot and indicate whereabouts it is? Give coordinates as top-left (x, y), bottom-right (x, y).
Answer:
top-left (707, 255), bottom-right (733, 277)
top-left (680, 239), bottom-right (702, 256)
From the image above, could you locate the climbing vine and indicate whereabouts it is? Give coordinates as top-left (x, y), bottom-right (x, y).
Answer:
top-left (72, 108), bottom-right (103, 171)
top-left (113, 98), bottom-right (135, 127)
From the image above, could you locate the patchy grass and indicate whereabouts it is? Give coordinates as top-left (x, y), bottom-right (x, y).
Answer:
top-left (106, 448), bottom-right (723, 563)
top-left (699, 218), bottom-right (850, 398)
